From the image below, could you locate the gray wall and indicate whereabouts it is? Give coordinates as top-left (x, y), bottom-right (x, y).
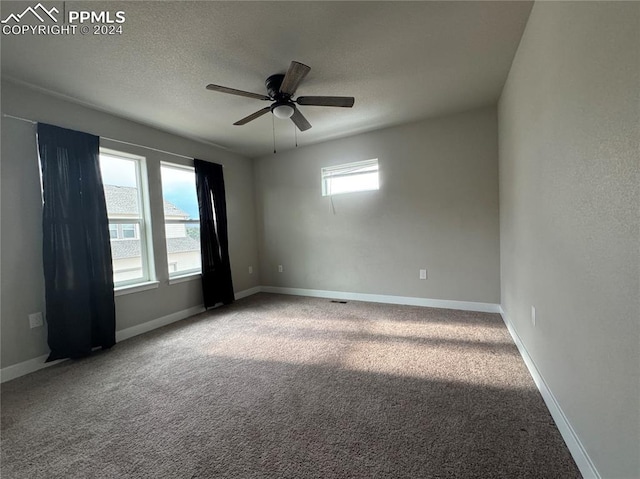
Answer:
top-left (1, 80), bottom-right (260, 368)
top-left (498, 2), bottom-right (639, 477)
top-left (254, 107), bottom-right (500, 304)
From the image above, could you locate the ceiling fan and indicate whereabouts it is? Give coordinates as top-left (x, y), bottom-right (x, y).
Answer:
top-left (206, 61), bottom-right (355, 132)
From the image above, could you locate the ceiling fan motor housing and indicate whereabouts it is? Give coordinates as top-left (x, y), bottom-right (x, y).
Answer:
top-left (266, 74), bottom-right (296, 118)
top-left (266, 74), bottom-right (287, 100)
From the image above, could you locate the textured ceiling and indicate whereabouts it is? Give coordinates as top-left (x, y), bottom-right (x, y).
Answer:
top-left (1, 1), bottom-right (533, 158)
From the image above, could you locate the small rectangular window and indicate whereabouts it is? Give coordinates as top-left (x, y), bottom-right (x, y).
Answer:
top-left (160, 163), bottom-right (202, 277)
top-left (121, 224), bottom-right (137, 239)
top-left (322, 159), bottom-right (379, 196)
top-left (99, 149), bottom-right (154, 287)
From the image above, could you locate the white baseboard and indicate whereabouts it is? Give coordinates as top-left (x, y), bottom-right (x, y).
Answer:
top-left (115, 305), bottom-right (205, 342)
top-left (116, 286), bottom-right (263, 345)
top-left (499, 307), bottom-right (600, 479)
top-left (261, 286), bottom-right (501, 313)
top-left (235, 286), bottom-right (262, 300)
top-left (0, 354), bottom-right (64, 384)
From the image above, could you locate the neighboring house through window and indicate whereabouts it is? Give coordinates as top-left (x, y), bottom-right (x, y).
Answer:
top-left (99, 149), bottom-right (154, 287)
top-left (160, 163), bottom-right (202, 277)
top-left (99, 149), bottom-right (202, 287)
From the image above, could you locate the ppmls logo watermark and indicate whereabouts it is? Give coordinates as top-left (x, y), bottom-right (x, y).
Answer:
top-left (1, 3), bottom-right (126, 36)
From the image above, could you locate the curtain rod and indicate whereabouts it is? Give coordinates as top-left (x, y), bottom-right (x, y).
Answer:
top-left (2, 113), bottom-right (197, 161)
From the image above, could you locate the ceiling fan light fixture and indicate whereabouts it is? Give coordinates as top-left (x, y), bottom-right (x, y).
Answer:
top-left (272, 103), bottom-right (295, 119)
top-left (208, 60), bottom-right (354, 131)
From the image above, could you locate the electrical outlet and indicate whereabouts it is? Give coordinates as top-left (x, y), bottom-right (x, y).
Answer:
top-left (248, 266), bottom-right (253, 274)
top-left (531, 306), bottom-right (536, 327)
top-left (278, 265), bottom-right (283, 273)
top-left (29, 312), bottom-right (44, 329)
top-left (419, 269), bottom-right (427, 280)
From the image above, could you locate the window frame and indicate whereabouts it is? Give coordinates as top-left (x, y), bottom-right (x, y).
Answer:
top-left (321, 158), bottom-right (380, 197)
top-left (100, 147), bottom-right (156, 288)
top-left (160, 162), bottom-right (202, 278)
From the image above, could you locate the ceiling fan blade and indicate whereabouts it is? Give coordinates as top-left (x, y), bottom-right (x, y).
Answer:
top-left (233, 107), bottom-right (271, 126)
top-left (206, 84), bottom-right (270, 101)
top-left (279, 61), bottom-right (311, 96)
top-left (290, 107), bottom-right (312, 132)
top-left (296, 96), bottom-right (355, 108)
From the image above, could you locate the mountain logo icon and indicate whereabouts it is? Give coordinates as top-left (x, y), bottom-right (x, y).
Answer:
top-left (1, 3), bottom-right (59, 24)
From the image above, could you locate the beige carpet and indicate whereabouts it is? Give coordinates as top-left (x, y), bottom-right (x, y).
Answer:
top-left (1, 293), bottom-right (580, 478)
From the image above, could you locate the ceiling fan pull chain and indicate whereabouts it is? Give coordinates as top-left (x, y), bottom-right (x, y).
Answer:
top-left (272, 114), bottom-right (277, 154)
top-left (294, 123), bottom-right (298, 148)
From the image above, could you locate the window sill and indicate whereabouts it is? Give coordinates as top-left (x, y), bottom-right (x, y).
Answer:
top-left (168, 273), bottom-right (201, 285)
top-left (114, 281), bottom-right (160, 296)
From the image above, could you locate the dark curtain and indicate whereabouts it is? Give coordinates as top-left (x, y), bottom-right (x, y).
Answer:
top-left (194, 159), bottom-right (234, 308)
top-left (37, 123), bottom-right (116, 362)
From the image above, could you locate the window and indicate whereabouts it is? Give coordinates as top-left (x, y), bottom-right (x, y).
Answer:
top-left (107, 224), bottom-right (139, 240)
top-left (321, 159), bottom-right (379, 196)
top-left (122, 224), bottom-right (137, 239)
top-left (99, 149), bottom-right (154, 287)
top-left (160, 163), bottom-right (201, 277)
